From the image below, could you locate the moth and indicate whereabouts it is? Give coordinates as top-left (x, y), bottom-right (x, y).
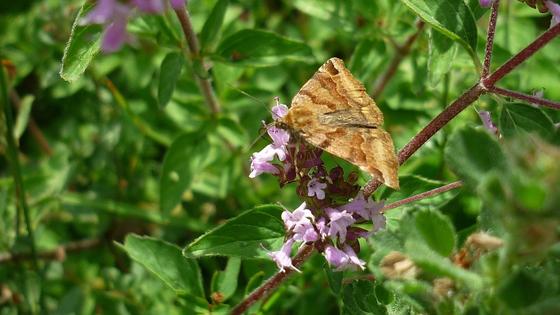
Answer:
top-left (279, 57), bottom-right (400, 189)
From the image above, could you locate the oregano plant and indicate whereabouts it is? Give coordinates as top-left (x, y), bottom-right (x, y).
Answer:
top-left (0, 0), bottom-right (559, 314)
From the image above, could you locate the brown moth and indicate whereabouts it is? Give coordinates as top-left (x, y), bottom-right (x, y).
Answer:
top-left (279, 57), bottom-right (400, 189)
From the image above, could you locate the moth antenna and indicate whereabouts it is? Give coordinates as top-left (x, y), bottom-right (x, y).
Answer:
top-left (225, 82), bottom-right (278, 117)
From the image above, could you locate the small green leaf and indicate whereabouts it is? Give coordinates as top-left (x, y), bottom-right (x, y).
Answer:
top-left (60, 2), bottom-right (101, 82)
top-left (158, 52), bottom-right (184, 108)
top-left (324, 267), bottom-right (343, 295)
top-left (498, 269), bottom-right (542, 308)
top-left (211, 257), bottom-right (241, 302)
top-left (427, 30), bottom-right (457, 87)
top-left (184, 205), bottom-right (285, 259)
top-left (13, 95), bottom-right (34, 140)
top-left (499, 103), bottom-right (556, 141)
top-left (216, 116), bottom-right (248, 148)
top-left (444, 126), bottom-right (508, 188)
top-left (342, 281), bottom-right (387, 315)
top-left (413, 209), bottom-right (456, 256)
top-left (121, 235), bottom-right (204, 297)
top-left (199, 0), bottom-right (229, 51)
top-left (160, 132), bottom-right (210, 214)
top-left (400, 0), bottom-right (477, 58)
top-left (216, 29), bottom-right (314, 66)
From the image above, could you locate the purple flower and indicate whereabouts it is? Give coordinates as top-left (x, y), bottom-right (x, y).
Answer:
top-left (268, 239), bottom-right (300, 273)
top-left (342, 245), bottom-right (366, 270)
top-left (478, 110), bottom-right (498, 135)
top-left (479, 0), bottom-right (494, 7)
top-left (281, 202), bottom-right (314, 230)
top-left (170, 0), bottom-right (185, 9)
top-left (307, 178), bottom-right (327, 200)
top-left (249, 155), bottom-right (278, 178)
top-left (132, 0), bottom-right (165, 13)
top-left (546, 1), bottom-right (560, 26)
top-left (272, 98), bottom-right (289, 120)
top-left (326, 208), bottom-right (355, 243)
top-left (292, 222), bottom-right (319, 242)
top-left (267, 126), bottom-right (290, 147)
top-left (80, 0), bottom-right (132, 52)
top-left (340, 191), bottom-right (385, 221)
top-left (324, 245), bottom-right (349, 270)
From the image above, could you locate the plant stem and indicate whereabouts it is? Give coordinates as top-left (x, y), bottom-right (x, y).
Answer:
top-left (1, 67), bottom-right (46, 313)
top-left (174, 7), bottom-right (221, 114)
top-left (489, 86), bottom-right (560, 110)
top-left (482, 0), bottom-right (500, 78)
top-left (230, 245), bottom-right (314, 315)
top-left (483, 22), bottom-right (560, 87)
top-left (372, 20), bottom-right (425, 99)
top-left (0, 238), bottom-right (101, 264)
top-left (382, 181), bottom-right (463, 212)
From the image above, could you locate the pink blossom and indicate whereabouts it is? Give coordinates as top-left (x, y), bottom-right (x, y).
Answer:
top-left (325, 208), bottom-right (355, 243)
top-left (292, 223), bottom-right (319, 242)
top-left (268, 239), bottom-right (300, 273)
top-left (267, 126), bottom-right (290, 147)
top-left (272, 103), bottom-right (289, 120)
top-left (342, 245), bottom-right (366, 270)
top-left (307, 178), bottom-right (327, 200)
top-left (478, 111), bottom-right (498, 135)
top-left (323, 245), bottom-right (349, 270)
top-left (170, 0), bottom-right (185, 9)
top-left (340, 191), bottom-right (384, 221)
top-left (479, 0), bottom-right (494, 7)
top-left (132, 0), bottom-right (165, 13)
top-left (249, 156), bottom-right (278, 178)
top-left (281, 202), bottom-right (314, 230)
top-left (546, 1), bottom-right (560, 27)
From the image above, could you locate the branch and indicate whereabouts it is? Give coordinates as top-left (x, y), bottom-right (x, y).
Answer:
top-left (483, 22), bottom-right (560, 87)
top-left (372, 20), bottom-right (425, 98)
top-left (1, 66), bottom-right (46, 312)
top-left (174, 7), bottom-right (221, 114)
top-left (0, 238), bottom-right (101, 264)
top-left (230, 245), bottom-right (315, 315)
top-left (488, 86), bottom-right (560, 110)
top-left (382, 181), bottom-right (463, 212)
top-left (481, 0), bottom-right (500, 78)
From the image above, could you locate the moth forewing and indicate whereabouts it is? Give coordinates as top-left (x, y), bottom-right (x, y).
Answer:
top-left (280, 57), bottom-right (400, 190)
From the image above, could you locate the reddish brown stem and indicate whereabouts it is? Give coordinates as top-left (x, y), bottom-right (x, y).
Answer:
top-left (174, 7), bottom-right (220, 114)
top-left (483, 22), bottom-right (560, 87)
top-left (482, 0), bottom-right (500, 78)
top-left (372, 20), bottom-right (425, 98)
top-left (488, 86), bottom-right (560, 110)
top-left (230, 245), bottom-right (314, 315)
top-left (382, 181), bottom-right (463, 212)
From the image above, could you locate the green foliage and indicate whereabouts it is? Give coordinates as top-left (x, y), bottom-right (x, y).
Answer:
top-left (1, 0), bottom-right (559, 314)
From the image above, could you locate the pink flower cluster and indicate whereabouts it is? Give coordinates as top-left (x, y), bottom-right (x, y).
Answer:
top-left (80, 0), bottom-right (185, 52)
top-left (481, 0), bottom-right (560, 27)
top-left (251, 100), bottom-right (386, 272)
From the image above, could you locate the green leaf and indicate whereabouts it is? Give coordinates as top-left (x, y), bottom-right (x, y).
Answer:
top-left (211, 257), bottom-right (241, 302)
top-left (498, 269), bottom-right (542, 308)
top-left (199, 0), bottom-right (229, 51)
top-left (60, 2), bottom-right (101, 82)
top-left (444, 126), bottom-right (507, 188)
top-left (13, 95), bottom-right (34, 140)
top-left (184, 205), bottom-right (285, 259)
top-left (215, 116), bottom-right (248, 148)
top-left (324, 267), bottom-right (343, 295)
top-left (121, 235), bottom-right (204, 297)
top-left (160, 132), bottom-right (210, 214)
top-left (158, 52), bottom-right (184, 109)
top-left (216, 29), bottom-right (314, 66)
top-left (400, 0), bottom-right (477, 57)
top-left (413, 209), bottom-right (456, 256)
top-left (342, 280), bottom-right (387, 315)
top-left (427, 29), bottom-right (457, 87)
top-left (499, 103), bottom-right (556, 142)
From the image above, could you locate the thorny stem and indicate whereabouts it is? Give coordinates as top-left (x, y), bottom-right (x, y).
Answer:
top-left (174, 7), bottom-right (221, 114)
top-left (230, 245), bottom-right (315, 315)
top-left (1, 67), bottom-right (46, 313)
top-left (482, 0), bottom-right (500, 78)
top-left (372, 20), bottom-right (425, 98)
top-left (489, 86), bottom-right (560, 110)
top-left (382, 181), bottom-right (463, 212)
top-left (0, 238), bottom-right (101, 264)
